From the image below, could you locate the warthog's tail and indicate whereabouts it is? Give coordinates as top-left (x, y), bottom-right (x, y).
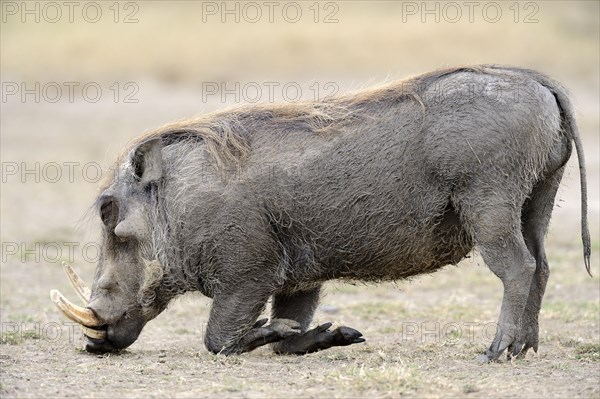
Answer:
top-left (485, 65), bottom-right (591, 275)
top-left (503, 66), bottom-right (591, 276)
top-left (554, 83), bottom-right (592, 276)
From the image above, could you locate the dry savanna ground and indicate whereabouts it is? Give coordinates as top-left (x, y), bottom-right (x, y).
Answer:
top-left (1, 2), bottom-right (599, 398)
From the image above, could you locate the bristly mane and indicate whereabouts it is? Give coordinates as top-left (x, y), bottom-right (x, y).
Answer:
top-left (104, 64), bottom-right (506, 190)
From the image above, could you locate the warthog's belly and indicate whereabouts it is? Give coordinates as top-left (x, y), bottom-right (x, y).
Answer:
top-left (282, 201), bottom-right (473, 285)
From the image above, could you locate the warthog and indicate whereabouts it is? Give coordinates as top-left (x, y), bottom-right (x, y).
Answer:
top-left (51, 65), bottom-right (590, 362)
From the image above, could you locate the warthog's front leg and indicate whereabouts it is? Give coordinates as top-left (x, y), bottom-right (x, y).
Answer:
top-left (237, 318), bottom-right (302, 353)
top-left (204, 288), bottom-right (302, 355)
top-left (274, 322), bottom-right (365, 354)
top-left (271, 287), bottom-right (365, 355)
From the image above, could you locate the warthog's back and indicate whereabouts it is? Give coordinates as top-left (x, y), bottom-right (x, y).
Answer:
top-left (228, 67), bottom-right (563, 284)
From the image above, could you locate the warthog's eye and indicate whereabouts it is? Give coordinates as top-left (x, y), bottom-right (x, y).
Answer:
top-left (100, 196), bottom-right (119, 228)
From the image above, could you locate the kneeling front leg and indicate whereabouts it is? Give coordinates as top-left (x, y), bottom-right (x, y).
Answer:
top-left (204, 288), bottom-right (302, 355)
top-left (271, 287), bottom-right (365, 355)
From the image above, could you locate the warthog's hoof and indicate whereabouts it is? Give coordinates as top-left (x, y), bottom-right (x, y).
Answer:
top-left (274, 322), bottom-right (365, 354)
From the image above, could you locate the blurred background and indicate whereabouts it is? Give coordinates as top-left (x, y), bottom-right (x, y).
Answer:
top-left (2, 0), bottom-right (599, 327)
top-left (2, 0), bottom-right (599, 311)
top-left (1, 2), bottom-right (599, 397)
top-left (1, 1), bottom-right (598, 244)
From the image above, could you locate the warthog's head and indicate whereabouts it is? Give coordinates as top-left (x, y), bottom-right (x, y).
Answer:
top-left (51, 139), bottom-right (168, 353)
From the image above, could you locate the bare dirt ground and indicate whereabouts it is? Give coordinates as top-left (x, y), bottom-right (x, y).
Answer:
top-left (1, 2), bottom-right (599, 398)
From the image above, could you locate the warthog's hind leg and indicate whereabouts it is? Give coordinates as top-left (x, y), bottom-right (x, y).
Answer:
top-left (509, 167), bottom-right (565, 359)
top-left (270, 286), bottom-right (365, 354)
top-left (462, 200), bottom-right (536, 363)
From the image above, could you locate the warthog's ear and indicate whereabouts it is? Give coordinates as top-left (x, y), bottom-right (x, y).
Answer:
top-left (131, 138), bottom-right (163, 184)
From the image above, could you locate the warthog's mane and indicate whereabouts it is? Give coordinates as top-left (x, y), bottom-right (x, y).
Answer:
top-left (103, 65), bottom-right (499, 188)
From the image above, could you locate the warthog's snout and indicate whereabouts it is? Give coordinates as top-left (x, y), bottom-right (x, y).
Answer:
top-left (51, 262), bottom-right (147, 353)
top-left (50, 263), bottom-right (108, 340)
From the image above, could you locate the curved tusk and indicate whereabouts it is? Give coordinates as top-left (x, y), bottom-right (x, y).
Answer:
top-left (50, 289), bottom-right (103, 327)
top-left (80, 325), bottom-right (107, 340)
top-left (62, 262), bottom-right (91, 303)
